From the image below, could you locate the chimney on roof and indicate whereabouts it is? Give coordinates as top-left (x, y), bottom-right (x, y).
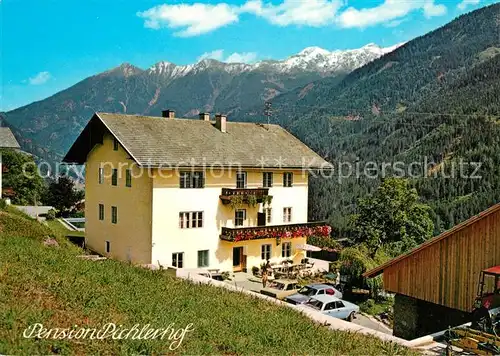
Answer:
top-left (215, 114), bottom-right (227, 133)
top-left (162, 109), bottom-right (175, 119)
top-left (199, 112), bottom-right (210, 121)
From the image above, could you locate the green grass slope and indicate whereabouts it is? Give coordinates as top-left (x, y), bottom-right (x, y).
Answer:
top-left (0, 209), bottom-right (414, 355)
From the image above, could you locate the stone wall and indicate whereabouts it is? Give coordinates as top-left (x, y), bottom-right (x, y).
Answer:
top-left (416, 298), bottom-right (469, 336)
top-left (394, 293), bottom-right (470, 340)
top-left (394, 294), bottom-right (418, 339)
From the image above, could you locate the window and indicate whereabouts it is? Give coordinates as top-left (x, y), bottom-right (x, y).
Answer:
top-left (261, 244), bottom-right (271, 260)
top-left (335, 301), bottom-right (345, 309)
top-left (126, 169), bottom-right (132, 187)
top-left (111, 206), bottom-right (117, 224)
top-left (324, 302), bottom-right (335, 311)
top-left (264, 208), bottom-right (272, 224)
top-left (236, 171), bottom-right (247, 189)
top-left (172, 252), bottom-right (184, 268)
top-left (235, 209), bottom-right (246, 227)
top-left (263, 172), bottom-right (273, 188)
top-left (98, 167), bottom-right (104, 184)
top-left (180, 171), bottom-right (205, 188)
top-left (98, 204), bottom-right (104, 221)
top-left (283, 172), bottom-right (293, 187)
top-left (197, 250), bottom-right (209, 268)
top-left (179, 211), bottom-right (203, 229)
top-left (105, 241), bottom-right (110, 253)
top-left (113, 138), bottom-right (119, 151)
top-left (111, 169), bottom-right (118, 186)
top-left (283, 207), bottom-right (292, 223)
top-left (282, 242), bottom-right (291, 258)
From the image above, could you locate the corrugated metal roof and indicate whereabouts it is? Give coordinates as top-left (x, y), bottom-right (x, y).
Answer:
top-left (483, 266), bottom-right (500, 275)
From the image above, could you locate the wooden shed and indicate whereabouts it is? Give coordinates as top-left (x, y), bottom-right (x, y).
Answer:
top-left (364, 203), bottom-right (500, 338)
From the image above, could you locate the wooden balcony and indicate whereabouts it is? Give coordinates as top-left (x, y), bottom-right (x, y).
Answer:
top-left (219, 188), bottom-right (270, 205)
top-left (220, 222), bottom-right (331, 242)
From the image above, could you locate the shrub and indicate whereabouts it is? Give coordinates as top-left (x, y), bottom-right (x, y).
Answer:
top-left (0, 199), bottom-right (7, 210)
top-left (46, 209), bottom-right (56, 221)
top-left (251, 266), bottom-right (259, 275)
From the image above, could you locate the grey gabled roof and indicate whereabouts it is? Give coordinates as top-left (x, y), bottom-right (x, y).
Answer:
top-left (63, 112), bottom-right (331, 169)
top-left (0, 127), bottom-right (20, 149)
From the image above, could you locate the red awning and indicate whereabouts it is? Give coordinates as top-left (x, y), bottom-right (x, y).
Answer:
top-left (483, 266), bottom-right (500, 275)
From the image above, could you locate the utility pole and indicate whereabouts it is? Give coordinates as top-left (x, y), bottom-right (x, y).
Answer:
top-left (264, 101), bottom-right (272, 125)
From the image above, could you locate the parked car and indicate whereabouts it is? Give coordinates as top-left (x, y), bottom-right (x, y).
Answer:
top-left (285, 283), bottom-right (342, 305)
top-left (260, 280), bottom-right (299, 299)
top-left (303, 295), bottom-right (359, 321)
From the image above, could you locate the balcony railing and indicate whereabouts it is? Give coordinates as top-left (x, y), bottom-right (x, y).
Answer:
top-left (219, 188), bottom-right (270, 205)
top-left (220, 222), bottom-right (331, 242)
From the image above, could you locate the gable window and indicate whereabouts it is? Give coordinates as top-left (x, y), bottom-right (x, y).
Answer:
top-left (236, 171), bottom-right (247, 189)
top-left (261, 244), bottom-right (271, 261)
top-left (282, 242), bottom-right (291, 258)
top-left (235, 209), bottom-right (246, 227)
top-left (111, 206), bottom-right (118, 224)
top-left (112, 169), bottom-right (118, 186)
top-left (98, 204), bottom-right (104, 221)
top-left (197, 250), bottom-right (209, 268)
top-left (179, 211), bottom-right (203, 229)
top-left (105, 241), bottom-right (110, 253)
top-left (263, 172), bottom-right (273, 188)
top-left (264, 208), bottom-right (272, 224)
top-left (113, 138), bottom-right (119, 151)
top-left (98, 167), bottom-right (104, 184)
top-left (172, 252), bottom-right (184, 268)
top-left (180, 171), bottom-right (205, 189)
top-left (283, 172), bottom-right (293, 187)
top-left (283, 207), bottom-right (292, 223)
top-left (126, 169), bottom-right (132, 188)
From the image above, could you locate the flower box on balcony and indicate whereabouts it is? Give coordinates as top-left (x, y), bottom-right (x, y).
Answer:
top-left (220, 222), bottom-right (331, 243)
top-left (219, 188), bottom-right (270, 205)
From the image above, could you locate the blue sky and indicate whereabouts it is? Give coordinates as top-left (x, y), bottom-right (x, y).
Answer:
top-left (1, 0), bottom-right (496, 111)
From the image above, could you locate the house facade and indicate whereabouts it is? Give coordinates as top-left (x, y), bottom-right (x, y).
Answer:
top-left (64, 111), bottom-right (331, 272)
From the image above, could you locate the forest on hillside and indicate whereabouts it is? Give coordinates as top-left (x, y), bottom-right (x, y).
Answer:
top-left (254, 3), bottom-right (500, 236)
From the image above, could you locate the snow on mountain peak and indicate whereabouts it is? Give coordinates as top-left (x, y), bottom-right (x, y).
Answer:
top-left (298, 46), bottom-right (331, 57)
top-left (146, 42), bottom-right (401, 78)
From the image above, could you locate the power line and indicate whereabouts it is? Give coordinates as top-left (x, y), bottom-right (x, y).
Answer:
top-left (264, 101), bottom-right (273, 125)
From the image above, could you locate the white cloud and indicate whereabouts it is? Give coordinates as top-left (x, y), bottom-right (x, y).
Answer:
top-left (242, 0), bottom-right (343, 26)
top-left (457, 0), bottom-right (480, 10)
top-left (137, 3), bottom-right (239, 37)
top-left (138, 0), bottom-right (448, 35)
top-left (338, 0), bottom-right (446, 28)
top-left (28, 71), bottom-right (51, 85)
top-left (198, 49), bottom-right (258, 63)
top-left (225, 52), bottom-right (258, 63)
top-left (423, 2), bottom-right (447, 17)
top-left (384, 18), bottom-right (407, 28)
top-left (198, 49), bottom-right (225, 61)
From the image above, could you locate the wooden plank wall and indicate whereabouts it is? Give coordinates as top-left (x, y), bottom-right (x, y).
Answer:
top-left (383, 209), bottom-right (500, 312)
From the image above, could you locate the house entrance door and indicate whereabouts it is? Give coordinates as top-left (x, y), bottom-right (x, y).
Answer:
top-left (233, 247), bottom-right (245, 272)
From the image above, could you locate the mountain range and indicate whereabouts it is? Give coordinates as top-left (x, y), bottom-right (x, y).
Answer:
top-left (2, 3), bottom-right (500, 235)
top-left (1, 43), bottom-right (398, 161)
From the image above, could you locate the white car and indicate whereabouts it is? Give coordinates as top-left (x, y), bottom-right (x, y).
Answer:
top-left (303, 295), bottom-right (359, 321)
